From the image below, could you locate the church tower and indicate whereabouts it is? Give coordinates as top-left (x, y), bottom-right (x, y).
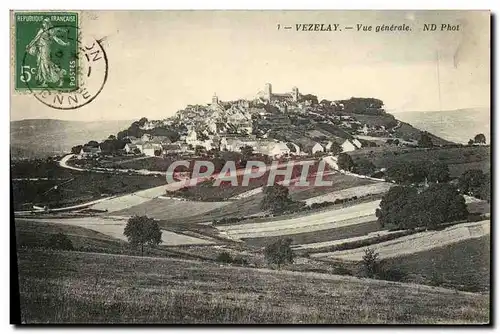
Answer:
top-left (264, 83), bottom-right (272, 101)
top-left (212, 93), bottom-right (219, 105)
top-left (292, 86), bottom-right (299, 102)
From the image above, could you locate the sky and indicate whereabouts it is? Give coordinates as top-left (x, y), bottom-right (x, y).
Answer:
top-left (11, 10), bottom-right (490, 121)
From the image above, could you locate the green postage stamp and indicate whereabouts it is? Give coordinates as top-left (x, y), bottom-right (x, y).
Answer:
top-left (15, 12), bottom-right (79, 91)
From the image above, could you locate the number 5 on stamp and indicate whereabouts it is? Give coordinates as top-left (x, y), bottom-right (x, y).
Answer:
top-left (15, 12), bottom-right (79, 91)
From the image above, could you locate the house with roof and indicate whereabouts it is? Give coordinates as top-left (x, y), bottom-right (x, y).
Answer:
top-left (141, 133), bottom-right (152, 142)
top-left (78, 145), bottom-right (101, 159)
top-left (302, 142), bottom-right (324, 155)
top-left (352, 138), bottom-right (362, 149)
top-left (162, 143), bottom-right (183, 155)
top-left (341, 139), bottom-right (359, 152)
top-left (124, 143), bottom-right (139, 154)
top-left (143, 142), bottom-right (163, 156)
top-left (220, 135), bottom-right (258, 152)
top-left (150, 136), bottom-right (172, 145)
top-left (269, 142), bottom-right (291, 158)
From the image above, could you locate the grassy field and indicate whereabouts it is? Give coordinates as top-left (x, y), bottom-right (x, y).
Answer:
top-left (348, 146), bottom-right (490, 178)
top-left (14, 219), bottom-right (218, 260)
top-left (289, 173), bottom-right (376, 202)
top-left (111, 198), bottom-right (230, 221)
top-left (160, 173), bottom-right (381, 225)
top-left (382, 235), bottom-right (490, 292)
top-left (161, 194), bottom-right (265, 225)
top-left (243, 220), bottom-right (381, 248)
top-left (11, 161), bottom-right (167, 210)
top-left (16, 249), bottom-right (489, 324)
top-left (15, 220), bottom-right (174, 258)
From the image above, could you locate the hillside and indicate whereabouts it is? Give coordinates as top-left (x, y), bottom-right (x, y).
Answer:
top-left (17, 249), bottom-right (489, 324)
top-left (10, 119), bottom-right (132, 159)
top-left (394, 108), bottom-right (490, 145)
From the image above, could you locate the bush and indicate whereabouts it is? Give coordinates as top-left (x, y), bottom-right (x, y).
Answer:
top-left (216, 251), bottom-right (233, 263)
top-left (362, 248), bottom-right (380, 278)
top-left (46, 233), bottom-right (74, 251)
top-left (216, 252), bottom-right (249, 266)
top-left (232, 256), bottom-right (249, 266)
top-left (264, 238), bottom-right (294, 269)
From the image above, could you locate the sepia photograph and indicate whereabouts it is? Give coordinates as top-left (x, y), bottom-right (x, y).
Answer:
top-left (9, 9), bottom-right (491, 324)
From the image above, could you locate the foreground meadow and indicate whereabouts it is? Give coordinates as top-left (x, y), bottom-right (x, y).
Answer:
top-left (16, 249), bottom-right (489, 324)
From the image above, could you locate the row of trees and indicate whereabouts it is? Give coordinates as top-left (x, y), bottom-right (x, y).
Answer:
top-left (458, 169), bottom-right (490, 202)
top-left (70, 117), bottom-right (185, 157)
top-left (336, 97), bottom-right (385, 115)
top-left (338, 152), bottom-right (451, 184)
top-left (467, 133), bottom-right (487, 146)
top-left (376, 183), bottom-right (468, 229)
top-left (116, 118), bottom-right (181, 142)
top-left (386, 161), bottom-right (450, 184)
top-left (71, 136), bottom-right (130, 155)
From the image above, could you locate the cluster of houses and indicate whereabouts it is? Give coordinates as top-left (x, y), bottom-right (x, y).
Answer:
top-left (123, 134), bottom-right (186, 157)
top-left (77, 83), bottom-right (372, 160)
top-left (76, 131), bottom-right (363, 160)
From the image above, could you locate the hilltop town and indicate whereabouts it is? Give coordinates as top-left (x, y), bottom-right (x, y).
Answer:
top-left (73, 83), bottom-right (446, 162)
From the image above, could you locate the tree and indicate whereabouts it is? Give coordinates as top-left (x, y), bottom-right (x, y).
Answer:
top-left (337, 153), bottom-right (355, 171)
top-left (71, 145), bottom-right (83, 154)
top-left (468, 139), bottom-right (474, 146)
top-left (376, 184), bottom-right (467, 230)
top-left (474, 133), bottom-right (486, 144)
top-left (480, 172), bottom-right (491, 202)
top-left (362, 248), bottom-right (380, 278)
top-left (329, 141), bottom-right (343, 155)
top-left (261, 184), bottom-right (292, 213)
top-left (99, 140), bottom-right (114, 154)
top-left (386, 161), bottom-right (428, 184)
top-left (376, 186), bottom-right (418, 228)
top-left (458, 169), bottom-right (486, 197)
top-left (414, 183), bottom-right (468, 227)
top-left (427, 162), bottom-right (450, 183)
top-left (86, 140), bottom-right (100, 148)
top-left (299, 94), bottom-right (318, 105)
top-left (418, 132), bottom-right (433, 148)
top-left (353, 158), bottom-right (376, 176)
top-left (124, 215), bottom-right (162, 256)
top-left (264, 238), bottom-right (294, 269)
top-left (194, 145), bottom-right (205, 156)
top-left (239, 145), bottom-right (254, 160)
top-left (138, 117), bottom-right (148, 127)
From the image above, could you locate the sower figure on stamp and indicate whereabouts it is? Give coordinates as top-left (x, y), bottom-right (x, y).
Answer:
top-left (26, 18), bottom-right (69, 87)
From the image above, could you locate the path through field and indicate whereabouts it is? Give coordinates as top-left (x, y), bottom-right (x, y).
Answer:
top-left (216, 200), bottom-right (381, 239)
top-left (311, 220), bottom-right (490, 261)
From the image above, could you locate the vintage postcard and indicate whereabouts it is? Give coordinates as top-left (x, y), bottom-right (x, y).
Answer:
top-left (10, 10), bottom-right (490, 324)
